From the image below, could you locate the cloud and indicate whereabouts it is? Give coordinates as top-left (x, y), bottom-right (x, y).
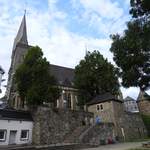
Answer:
top-left (0, 0), bottom-right (147, 100)
top-left (70, 0), bottom-right (130, 37)
top-left (79, 0), bottom-right (123, 19)
top-left (121, 87), bottom-right (140, 99)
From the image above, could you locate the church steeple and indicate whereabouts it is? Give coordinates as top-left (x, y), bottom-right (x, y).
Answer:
top-left (13, 13), bottom-right (28, 50)
top-left (7, 13), bottom-right (29, 108)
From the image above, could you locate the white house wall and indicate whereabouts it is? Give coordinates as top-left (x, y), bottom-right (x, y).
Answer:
top-left (0, 120), bottom-right (33, 145)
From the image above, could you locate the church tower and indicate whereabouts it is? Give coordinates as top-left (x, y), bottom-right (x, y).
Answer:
top-left (6, 14), bottom-right (30, 109)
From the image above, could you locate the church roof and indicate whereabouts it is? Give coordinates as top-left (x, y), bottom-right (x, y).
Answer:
top-left (87, 92), bottom-right (123, 105)
top-left (137, 91), bottom-right (150, 101)
top-left (50, 64), bottom-right (75, 87)
top-left (12, 14), bottom-right (28, 51)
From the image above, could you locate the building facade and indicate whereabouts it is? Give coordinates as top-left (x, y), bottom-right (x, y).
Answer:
top-left (6, 14), bottom-right (78, 111)
top-left (0, 109), bottom-right (33, 145)
top-left (137, 91), bottom-right (150, 116)
top-left (87, 93), bottom-right (147, 141)
top-left (124, 96), bottom-right (139, 113)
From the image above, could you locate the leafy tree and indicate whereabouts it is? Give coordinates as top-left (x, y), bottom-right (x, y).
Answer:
top-left (74, 51), bottom-right (119, 105)
top-left (15, 46), bottom-right (60, 106)
top-left (130, 0), bottom-right (150, 18)
top-left (110, 0), bottom-right (150, 91)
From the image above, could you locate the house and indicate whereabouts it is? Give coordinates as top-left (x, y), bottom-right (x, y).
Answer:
top-left (137, 91), bottom-right (150, 116)
top-left (6, 14), bottom-right (78, 111)
top-left (0, 109), bottom-right (33, 145)
top-left (87, 92), bottom-right (147, 141)
top-left (124, 96), bottom-right (139, 113)
top-left (87, 92), bottom-right (123, 123)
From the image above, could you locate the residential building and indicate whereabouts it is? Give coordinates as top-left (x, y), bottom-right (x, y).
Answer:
top-left (6, 14), bottom-right (78, 110)
top-left (137, 91), bottom-right (150, 116)
top-left (124, 96), bottom-right (139, 113)
top-left (87, 93), bottom-right (123, 123)
top-left (0, 109), bottom-right (33, 145)
top-left (87, 92), bottom-right (147, 141)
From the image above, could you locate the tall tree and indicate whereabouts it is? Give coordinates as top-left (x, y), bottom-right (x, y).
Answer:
top-left (110, 0), bottom-right (150, 91)
top-left (74, 51), bottom-right (119, 105)
top-left (130, 0), bottom-right (150, 18)
top-left (15, 46), bottom-right (60, 106)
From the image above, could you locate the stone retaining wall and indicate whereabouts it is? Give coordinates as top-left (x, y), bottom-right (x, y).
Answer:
top-left (31, 106), bottom-right (93, 145)
top-left (80, 123), bottom-right (114, 145)
top-left (117, 112), bottom-right (147, 141)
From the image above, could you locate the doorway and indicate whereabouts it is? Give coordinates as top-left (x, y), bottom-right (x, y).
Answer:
top-left (9, 130), bottom-right (17, 145)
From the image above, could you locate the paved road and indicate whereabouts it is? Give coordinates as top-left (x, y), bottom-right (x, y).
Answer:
top-left (82, 142), bottom-right (144, 150)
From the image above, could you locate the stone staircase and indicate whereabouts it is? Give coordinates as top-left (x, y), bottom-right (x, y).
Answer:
top-left (63, 125), bottom-right (90, 143)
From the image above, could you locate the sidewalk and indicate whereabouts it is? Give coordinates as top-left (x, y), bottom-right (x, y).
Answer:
top-left (82, 142), bottom-right (145, 150)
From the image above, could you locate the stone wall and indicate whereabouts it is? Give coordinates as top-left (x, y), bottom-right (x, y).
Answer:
top-left (137, 100), bottom-right (150, 116)
top-left (31, 106), bottom-right (93, 145)
top-left (80, 123), bottom-right (114, 145)
top-left (88, 100), bottom-right (148, 141)
top-left (117, 112), bottom-right (147, 141)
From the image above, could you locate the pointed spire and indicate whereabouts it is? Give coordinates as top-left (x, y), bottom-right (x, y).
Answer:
top-left (13, 13), bottom-right (28, 50)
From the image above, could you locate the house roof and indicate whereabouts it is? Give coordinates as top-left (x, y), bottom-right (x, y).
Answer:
top-left (50, 64), bottom-right (75, 87)
top-left (87, 93), bottom-right (123, 105)
top-left (0, 109), bottom-right (33, 121)
top-left (124, 96), bottom-right (135, 102)
top-left (137, 91), bottom-right (150, 102)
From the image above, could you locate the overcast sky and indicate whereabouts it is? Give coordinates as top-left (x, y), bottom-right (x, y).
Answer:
top-left (0, 0), bottom-right (149, 99)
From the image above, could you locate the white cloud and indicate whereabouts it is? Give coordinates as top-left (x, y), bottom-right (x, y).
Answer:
top-left (71, 0), bottom-right (130, 36)
top-left (121, 87), bottom-right (140, 99)
top-left (0, 0), bottom-right (147, 100)
top-left (80, 0), bottom-right (123, 19)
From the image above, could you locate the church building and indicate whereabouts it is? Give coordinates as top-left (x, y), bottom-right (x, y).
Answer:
top-left (6, 14), bottom-right (78, 110)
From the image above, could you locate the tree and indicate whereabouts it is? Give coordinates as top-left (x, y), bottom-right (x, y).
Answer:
top-left (15, 46), bottom-right (60, 106)
top-left (110, 0), bottom-right (150, 91)
top-left (130, 0), bottom-right (150, 18)
top-left (74, 51), bottom-right (119, 105)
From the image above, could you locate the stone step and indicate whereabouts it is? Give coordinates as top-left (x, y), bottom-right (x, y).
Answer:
top-left (63, 126), bottom-right (90, 143)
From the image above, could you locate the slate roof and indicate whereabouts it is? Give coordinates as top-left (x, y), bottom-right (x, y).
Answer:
top-left (87, 92), bottom-right (123, 105)
top-left (13, 14), bottom-right (28, 49)
top-left (137, 91), bottom-right (150, 102)
top-left (50, 64), bottom-right (75, 87)
top-left (124, 96), bottom-right (135, 102)
top-left (0, 109), bottom-right (33, 121)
